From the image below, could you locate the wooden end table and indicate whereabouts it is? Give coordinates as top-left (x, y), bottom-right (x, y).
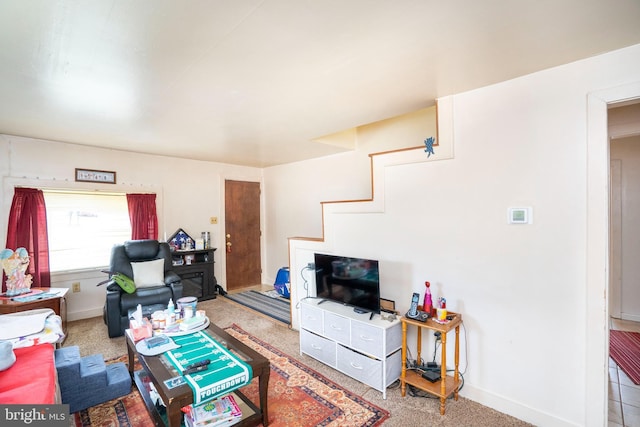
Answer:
top-left (400, 312), bottom-right (462, 415)
top-left (125, 322), bottom-right (270, 427)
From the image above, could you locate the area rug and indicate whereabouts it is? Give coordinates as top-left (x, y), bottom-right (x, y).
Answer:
top-left (73, 324), bottom-right (389, 427)
top-left (224, 290), bottom-right (291, 325)
top-left (610, 330), bottom-right (640, 385)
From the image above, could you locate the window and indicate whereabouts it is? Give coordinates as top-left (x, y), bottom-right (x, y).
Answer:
top-left (43, 190), bottom-right (131, 272)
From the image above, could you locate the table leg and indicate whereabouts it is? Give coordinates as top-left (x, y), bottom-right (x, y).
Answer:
top-left (454, 325), bottom-right (460, 401)
top-left (440, 331), bottom-right (447, 415)
top-left (416, 325), bottom-right (422, 366)
top-left (401, 321), bottom-right (407, 397)
top-left (168, 403), bottom-right (182, 427)
top-left (259, 365), bottom-right (270, 426)
top-left (126, 336), bottom-right (135, 376)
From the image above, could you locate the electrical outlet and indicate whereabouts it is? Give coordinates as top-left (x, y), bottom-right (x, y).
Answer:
top-left (307, 262), bottom-right (315, 269)
top-left (210, 216), bottom-right (218, 224)
top-left (72, 282), bottom-right (81, 293)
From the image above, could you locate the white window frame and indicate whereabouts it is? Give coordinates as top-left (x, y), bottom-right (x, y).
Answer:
top-left (43, 189), bottom-right (132, 272)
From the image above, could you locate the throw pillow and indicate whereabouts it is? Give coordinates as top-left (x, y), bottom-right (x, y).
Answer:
top-left (131, 259), bottom-right (165, 288)
top-left (0, 340), bottom-right (16, 371)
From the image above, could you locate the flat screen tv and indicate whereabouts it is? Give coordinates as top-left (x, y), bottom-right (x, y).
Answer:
top-left (314, 253), bottom-right (381, 314)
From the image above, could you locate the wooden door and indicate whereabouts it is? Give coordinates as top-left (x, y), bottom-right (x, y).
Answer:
top-left (225, 180), bottom-right (261, 291)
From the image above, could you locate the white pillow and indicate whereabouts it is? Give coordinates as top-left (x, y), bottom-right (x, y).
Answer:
top-left (131, 259), bottom-right (165, 288)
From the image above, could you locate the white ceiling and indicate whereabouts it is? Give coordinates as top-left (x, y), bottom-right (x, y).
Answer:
top-left (1, 1), bottom-right (640, 167)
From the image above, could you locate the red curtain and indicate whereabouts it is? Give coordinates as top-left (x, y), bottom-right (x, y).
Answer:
top-left (126, 193), bottom-right (158, 240)
top-left (4, 188), bottom-right (51, 291)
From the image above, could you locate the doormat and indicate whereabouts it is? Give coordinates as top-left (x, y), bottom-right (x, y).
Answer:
top-left (610, 330), bottom-right (640, 384)
top-left (73, 325), bottom-right (389, 427)
top-left (224, 290), bottom-right (290, 325)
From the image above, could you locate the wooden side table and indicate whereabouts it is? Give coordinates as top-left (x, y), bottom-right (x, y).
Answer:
top-left (400, 312), bottom-right (462, 415)
top-left (0, 287), bottom-right (69, 338)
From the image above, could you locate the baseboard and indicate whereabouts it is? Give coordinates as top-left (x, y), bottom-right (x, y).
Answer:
top-left (68, 307), bottom-right (103, 322)
top-left (621, 313), bottom-right (640, 323)
top-left (460, 383), bottom-right (583, 427)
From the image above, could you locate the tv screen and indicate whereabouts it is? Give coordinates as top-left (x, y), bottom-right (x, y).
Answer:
top-left (314, 253), bottom-right (381, 314)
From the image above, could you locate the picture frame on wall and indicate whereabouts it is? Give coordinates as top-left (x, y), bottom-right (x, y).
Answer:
top-left (75, 168), bottom-right (117, 184)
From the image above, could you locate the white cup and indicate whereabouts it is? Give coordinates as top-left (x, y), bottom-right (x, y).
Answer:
top-left (184, 306), bottom-right (193, 319)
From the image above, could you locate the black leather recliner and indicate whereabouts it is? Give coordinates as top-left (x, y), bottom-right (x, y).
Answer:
top-left (103, 240), bottom-right (182, 338)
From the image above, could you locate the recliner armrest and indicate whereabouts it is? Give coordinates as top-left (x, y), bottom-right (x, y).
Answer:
top-left (164, 271), bottom-right (181, 285)
top-left (104, 288), bottom-right (124, 338)
top-left (105, 279), bottom-right (123, 293)
top-left (168, 280), bottom-right (183, 301)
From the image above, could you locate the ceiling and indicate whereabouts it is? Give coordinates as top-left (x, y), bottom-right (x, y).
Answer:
top-left (1, 1), bottom-right (640, 168)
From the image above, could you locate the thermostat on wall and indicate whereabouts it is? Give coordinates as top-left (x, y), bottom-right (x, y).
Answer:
top-left (508, 207), bottom-right (532, 224)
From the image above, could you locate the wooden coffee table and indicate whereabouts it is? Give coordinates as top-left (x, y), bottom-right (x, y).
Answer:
top-left (125, 322), bottom-right (270, 427)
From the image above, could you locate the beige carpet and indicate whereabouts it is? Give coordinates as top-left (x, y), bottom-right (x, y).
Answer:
top-left (64, 297), bottom-right (532, 427)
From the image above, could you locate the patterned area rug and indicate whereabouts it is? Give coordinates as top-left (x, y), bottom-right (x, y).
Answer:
top-left (73, 324), bottom-right (389, 426)
top-left (610, 330), bottom-right (640, 385)
top-left (224, 290), bottom-right (291, 324)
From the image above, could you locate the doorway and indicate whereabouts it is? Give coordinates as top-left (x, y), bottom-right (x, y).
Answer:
top-left (586, 82), bottom-right (640, 425)
top-left (609, 125), bottom-right (640, 322)
top-left (224, 180), bottom-right (262, 292)
top-left (607, 103), bottom-right (640, 426)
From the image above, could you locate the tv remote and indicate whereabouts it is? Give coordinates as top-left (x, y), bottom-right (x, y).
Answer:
top-left (184, 359), bottom-right (211, 370)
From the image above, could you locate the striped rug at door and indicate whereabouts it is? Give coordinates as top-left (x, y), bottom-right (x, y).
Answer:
top-left (224, 290), bottom-right (291, 325)
top-left (610, 330), bottom-right (640, 385)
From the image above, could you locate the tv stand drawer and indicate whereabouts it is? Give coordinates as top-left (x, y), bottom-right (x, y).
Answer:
top-left (300, 329), bottom-right (336, 367)
top-left (300, 303), bottom-right (323, 335)
top-left (323, 312), bottom-right (349, 344)
top-left (337, 344), bottom-right (382, 389)
top-left (350, 321), bottom-right (382, 357)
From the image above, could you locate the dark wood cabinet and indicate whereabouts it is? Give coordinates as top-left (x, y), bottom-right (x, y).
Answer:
top-left (171, 248), bottom-right (218, 300)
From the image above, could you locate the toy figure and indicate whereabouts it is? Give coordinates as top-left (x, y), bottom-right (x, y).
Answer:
top-left (1, 247), bottom-right (33, 296)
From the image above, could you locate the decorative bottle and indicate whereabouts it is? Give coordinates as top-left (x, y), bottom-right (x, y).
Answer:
top-left (423, 281), bottom-right (433, 316)
top-left (167, 298), bottom-right (175, 325)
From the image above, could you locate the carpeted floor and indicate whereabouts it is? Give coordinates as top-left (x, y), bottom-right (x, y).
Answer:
top-left (64, 297), bottom-right (533, 427)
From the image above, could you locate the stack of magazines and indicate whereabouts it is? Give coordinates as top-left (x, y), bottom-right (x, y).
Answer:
top-left (183, 394), bottom-right (242, 427)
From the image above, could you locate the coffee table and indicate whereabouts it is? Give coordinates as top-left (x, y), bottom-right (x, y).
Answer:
top-left (125, 322), bottom-right (270, 427)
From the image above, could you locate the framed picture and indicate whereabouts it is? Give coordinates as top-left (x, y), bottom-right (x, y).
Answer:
top-left (380, 298), bottom-right (396, 313)
top-left (75, 168), bottom-right (116, 184)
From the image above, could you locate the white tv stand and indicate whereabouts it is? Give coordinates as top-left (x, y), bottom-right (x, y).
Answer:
top-left (299, 298), bottom-right (402, 399)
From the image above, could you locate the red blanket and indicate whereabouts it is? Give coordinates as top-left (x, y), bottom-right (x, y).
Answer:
top-left (0, 344), bottom-right (56, 404)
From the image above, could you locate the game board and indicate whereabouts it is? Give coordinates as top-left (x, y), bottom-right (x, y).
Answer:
top-left (164, 330), bottom-right (253, 405)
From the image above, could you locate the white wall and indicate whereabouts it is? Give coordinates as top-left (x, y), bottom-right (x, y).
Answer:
top-left (263, 106), bottom-right (439, 273)
top-left (270, 44), bottom-right (640, 426)
top-left (0, 135), bottom-right (262, 320)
